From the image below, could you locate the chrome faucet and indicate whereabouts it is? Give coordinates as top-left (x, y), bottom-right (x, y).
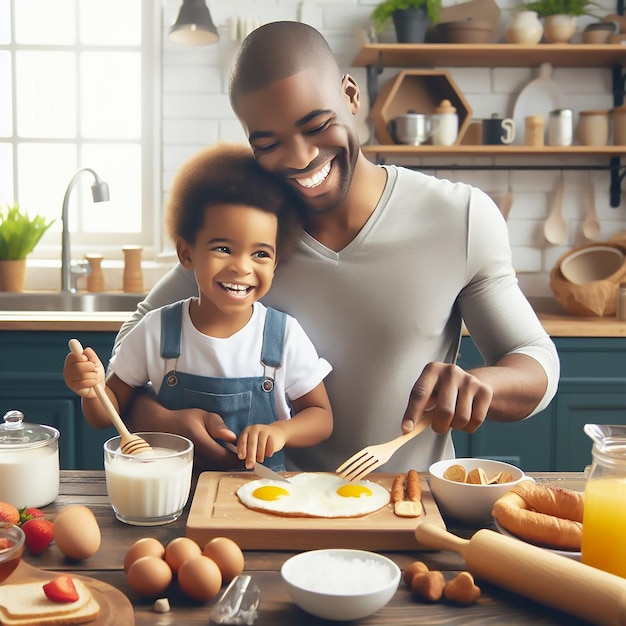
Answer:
top-left (61, 168), bottom-right (110, 293)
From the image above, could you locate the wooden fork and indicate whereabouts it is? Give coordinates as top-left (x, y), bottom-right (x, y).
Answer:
top-left (68, 339), bottom-right (152, 456)
top-left (336, 413), bottom-right (433, 481)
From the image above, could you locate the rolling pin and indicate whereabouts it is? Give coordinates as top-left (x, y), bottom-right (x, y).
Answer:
top-left (415, 523), bottom-right (626, 626)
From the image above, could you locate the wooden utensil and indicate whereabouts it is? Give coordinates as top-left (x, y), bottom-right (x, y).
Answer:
top-left (582, 175), bottom-right (601, 241)
top-left (544, 174), bottom-right (567, 245)
top-left (336, 413), bottom-right (433, 481)
top-left (68, 339), bottom-right (152, 456)
top-left (415, 523), bottom-right (626, 626)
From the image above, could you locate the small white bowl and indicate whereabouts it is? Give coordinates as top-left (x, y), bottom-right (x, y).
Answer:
top-left (429, 458), bottom-right (527, 524)
top-left (281, 549), bottom-right (400, 621)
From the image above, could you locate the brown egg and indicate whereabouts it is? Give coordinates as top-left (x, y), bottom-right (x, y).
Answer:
top-left (124, 538), bottom-right (165, 572)
top-left (53, 505), bottom-right (101, 560)
top-left (164, 537), bottom-right (201, 573)
top-left (127, 555), bottom-right (172, 597)
top-left (178, 555), bottom-right (222, 602)
top-left (202, 537), bottom-right (244, 582)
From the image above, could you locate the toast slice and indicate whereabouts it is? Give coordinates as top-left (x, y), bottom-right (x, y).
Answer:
top-left (0, 578), bottom-right (100, 625)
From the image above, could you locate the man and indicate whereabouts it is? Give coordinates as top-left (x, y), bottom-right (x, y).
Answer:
top-left (116, 21), bottom-right (559, 473)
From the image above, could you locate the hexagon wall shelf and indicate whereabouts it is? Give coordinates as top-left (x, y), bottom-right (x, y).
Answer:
top-left (370, 69), bottom-right (473, 146)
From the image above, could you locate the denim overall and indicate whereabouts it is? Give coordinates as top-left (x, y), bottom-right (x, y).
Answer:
top-left (156, 302), bottom-right (287, 471)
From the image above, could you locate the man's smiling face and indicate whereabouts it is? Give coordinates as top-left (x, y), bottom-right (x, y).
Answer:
top-left (233, 68), bottom-right (360, 215)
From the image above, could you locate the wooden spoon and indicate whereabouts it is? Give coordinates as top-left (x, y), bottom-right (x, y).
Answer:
top-left (543, 174), bottom-right (567, 245)
top-left (498, 171), bottom-right (514, 221)
top-left (582, 175), bottom-right (601, 241)
top-left (68, 339), bottom-right (152, 455)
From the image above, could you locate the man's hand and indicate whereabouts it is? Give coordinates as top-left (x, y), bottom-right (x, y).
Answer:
top-left (402, 362), bottom-right (493, 435)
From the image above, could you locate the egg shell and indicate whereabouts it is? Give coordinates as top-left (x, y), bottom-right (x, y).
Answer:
top-left (53, 505), bottom-right (101, 560)
top-left (178, 555), bottom-right (222, 602)
top-left (202, 537), bottom-right (244, 582)
top-left (124, 537), bottom-right (165, 572)
top-left (164, 536), bottom-right (202, 573)
top-left (127, 555), bottom-right (172, 597)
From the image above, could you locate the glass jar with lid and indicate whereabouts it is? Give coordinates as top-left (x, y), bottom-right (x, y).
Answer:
top-left (0, 410), bottom-right (60, 508)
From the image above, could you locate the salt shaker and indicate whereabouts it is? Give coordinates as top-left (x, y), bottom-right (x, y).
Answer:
top-left (432, 99), bottom-right (458, 146)
top-left (548, 109), bottom-right (573, 146)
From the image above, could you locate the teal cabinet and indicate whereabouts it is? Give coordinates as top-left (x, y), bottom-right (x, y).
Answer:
top-left (453, 336), bottom-right (626, 472)
top-left (0, 331), bottom-right (118, 470)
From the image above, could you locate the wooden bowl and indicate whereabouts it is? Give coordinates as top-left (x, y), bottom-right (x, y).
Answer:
top-left (550, 241), bottom-right (626, 316)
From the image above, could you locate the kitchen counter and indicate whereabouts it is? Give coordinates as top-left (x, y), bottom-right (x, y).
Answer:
top-left (1, 296), bottom-right (626, 336)
top-left (21, 470), bottom-right (591, 625)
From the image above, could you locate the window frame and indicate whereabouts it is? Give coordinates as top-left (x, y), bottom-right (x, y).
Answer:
top-left (1, 0), bottom-right (161, 262)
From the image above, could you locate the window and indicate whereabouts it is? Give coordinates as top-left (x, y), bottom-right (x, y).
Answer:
top-left (0, 0), bottom-right (159, 260)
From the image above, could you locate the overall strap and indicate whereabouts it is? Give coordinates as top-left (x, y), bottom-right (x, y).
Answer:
top-left (260, 307), bottom-right (286, 393)
top-left (160, 301), bottom-right (184, 359)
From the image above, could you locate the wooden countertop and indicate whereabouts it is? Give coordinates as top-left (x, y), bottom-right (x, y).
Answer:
top-left (1, 297), bottom-right (626, 337)
top-left (21, 470), bottom-right (589, 625)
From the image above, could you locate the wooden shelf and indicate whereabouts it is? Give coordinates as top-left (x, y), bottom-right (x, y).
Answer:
top-left (352, 43), bottom-right (626, 69)
top-left (362, 145), bottom-right (626, 157)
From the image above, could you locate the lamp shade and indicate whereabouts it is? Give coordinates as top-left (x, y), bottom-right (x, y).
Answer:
top-left (169, 0), bottom-right (219, 46)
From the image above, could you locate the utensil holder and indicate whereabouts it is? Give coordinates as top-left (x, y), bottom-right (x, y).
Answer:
top-left (122, 246), bottom-right (143, 293)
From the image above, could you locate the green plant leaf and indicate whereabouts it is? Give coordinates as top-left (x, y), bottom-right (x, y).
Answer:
top-left (0, 204), bottom-right (55, 260)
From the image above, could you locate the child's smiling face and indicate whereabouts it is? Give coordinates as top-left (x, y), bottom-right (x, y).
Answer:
top-left (178, 203), bottom-right (278, 320)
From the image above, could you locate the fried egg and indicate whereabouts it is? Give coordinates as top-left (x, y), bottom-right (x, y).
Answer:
top-left (236, 472), bottom-right (390, 518)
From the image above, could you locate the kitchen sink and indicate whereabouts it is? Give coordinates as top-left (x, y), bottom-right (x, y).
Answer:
top-left (0, 292), bottom-right (145, 312)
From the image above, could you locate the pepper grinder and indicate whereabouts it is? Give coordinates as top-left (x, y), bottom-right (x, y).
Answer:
top-left (84, 253), bottom-right (104, 292)
top-left (122, 245), bottom-right (143, 293)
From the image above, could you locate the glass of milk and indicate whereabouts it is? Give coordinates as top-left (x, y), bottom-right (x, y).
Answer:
top-left (104, 432), bottom-right (193, 526)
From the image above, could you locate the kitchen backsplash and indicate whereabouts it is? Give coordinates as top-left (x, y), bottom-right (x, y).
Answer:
top-left (156, 0), bottom-right (626, 298)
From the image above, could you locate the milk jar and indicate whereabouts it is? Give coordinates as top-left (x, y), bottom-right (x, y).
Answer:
top-left (432, 99), bottom-right (458, 146)
top-left (0, 410), bottom-right (60, 508)
top-left (581, 423), bottom-right (626, 578)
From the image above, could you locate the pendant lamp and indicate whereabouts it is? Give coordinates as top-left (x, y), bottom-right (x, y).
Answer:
top-left (169, 0), bottom-right (219, 46)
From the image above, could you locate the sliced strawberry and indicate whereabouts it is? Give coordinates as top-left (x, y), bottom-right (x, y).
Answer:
top-left (0, 501), bottom-right (20, 526)
top-left (19, 507), bottom-right (45, 526)
top-left (22, 518), bottom-right (54, 554)
top-left (43, 575), bottom-right (79, 603)
top-left (0, 537), bottom-right (12, 550)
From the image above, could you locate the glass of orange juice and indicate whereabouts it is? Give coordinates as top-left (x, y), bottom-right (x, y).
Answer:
top-left (581, 424), bottom-right (626, 578)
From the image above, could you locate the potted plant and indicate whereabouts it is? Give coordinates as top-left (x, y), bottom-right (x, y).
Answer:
top-left (0, 204), bottom-right (54, 291)
top-left (371, 0), bottom-right (442, 43)
top-left (520, 0), bottom-right (600, 42)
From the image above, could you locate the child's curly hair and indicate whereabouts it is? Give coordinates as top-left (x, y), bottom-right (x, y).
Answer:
top-left (166, 143), bottom-right (303, 258)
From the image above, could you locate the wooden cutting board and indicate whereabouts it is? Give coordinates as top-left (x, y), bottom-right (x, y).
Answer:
top-left (3, 561), bottom-right (134, 625)
top-left (186, 472), bottom-right (445, 550)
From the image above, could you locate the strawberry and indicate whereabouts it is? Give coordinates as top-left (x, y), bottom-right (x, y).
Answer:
top-left (19, 507), bottom-right (45, 526)
top-left (0, 501), bottom-right (19, 526)
top-left (22, 518), bottom-right (54, 554)
top-left (43, 575), bottom-right (79, 603)
top-left (0, 538), bottom-right (11, 550)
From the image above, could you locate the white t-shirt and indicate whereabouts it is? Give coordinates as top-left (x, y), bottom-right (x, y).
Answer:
top-left (110, 299), bottom-right (332, 421)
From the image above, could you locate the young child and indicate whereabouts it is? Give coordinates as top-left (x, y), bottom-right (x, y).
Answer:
top-left (64, 143), bottom-right (333, 472)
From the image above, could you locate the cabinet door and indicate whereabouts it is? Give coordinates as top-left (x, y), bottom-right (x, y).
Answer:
top-left (0, 330), bottom-right (118, 470)
top-left (555, 389), bottom-right (626, 471)
top-left (0, 399), bottom-right (76, 468)
top-left (453, 337), bottom-right (554, 471)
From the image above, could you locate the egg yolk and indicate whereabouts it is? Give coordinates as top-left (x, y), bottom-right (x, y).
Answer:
top-left (252, 485), bottom-right (290, 501)
top-left (336, 484), bottom-right (373, 498)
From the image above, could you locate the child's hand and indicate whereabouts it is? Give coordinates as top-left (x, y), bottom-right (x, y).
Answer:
top-left (63, 347), bottom-right (105, 398)
top-left (237, 424), bottom-right (287, 469)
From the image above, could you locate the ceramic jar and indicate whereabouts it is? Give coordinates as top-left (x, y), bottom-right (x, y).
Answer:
top-left (505, 11), bottom-right (543, 44)
top-left (543, 14), bottom-right (577, 43)
top-left (577, 110), bottom-right (610, 146)
top-left (613, 105), bottom-right (626, 145)
top-left (524, 115), bottom-right (545, 146)
top-left (432, 99), bottom-right (458, 146)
